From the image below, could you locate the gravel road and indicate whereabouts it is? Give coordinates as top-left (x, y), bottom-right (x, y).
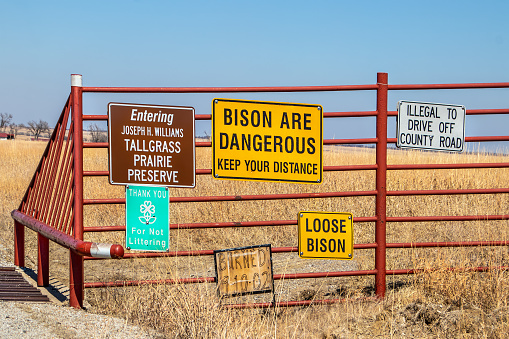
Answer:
top-left (0, 243), bottom-right (161, 339)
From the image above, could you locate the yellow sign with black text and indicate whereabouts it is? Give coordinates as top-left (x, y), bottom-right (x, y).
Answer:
top-left (212, 99), bottom-right (323, 184)
top-left (298, 211), bottom-right (353, 260)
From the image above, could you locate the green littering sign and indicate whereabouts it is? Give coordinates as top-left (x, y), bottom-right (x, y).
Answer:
top-left (126, 185), bottom-right (169, 251)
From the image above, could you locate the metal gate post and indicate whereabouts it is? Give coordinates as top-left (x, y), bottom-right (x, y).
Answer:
top-left (37, 234), bottom-right (49, 286)
top-left (70, 74), bottom-right (84, 308)
top-left (14, 220), bottom-right (25, 267)
top-left (375, 72), bottom-right (388, 298)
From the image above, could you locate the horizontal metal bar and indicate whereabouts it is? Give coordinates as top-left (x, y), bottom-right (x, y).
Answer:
top-left (84, 217), bottom-right (378, 233)
top-left (386, 240), bottom-right (509, 248)
top-left (83, 171), bottom-right (108, 176)
top-left (82, 84), bottom-right (379, 93)
top-left (387, 215), bottom-right (509, 223)
top-left (388, 163), bottom-right (509, 170)
top-left (83, 115), bottom-right (107, 121)
top-left (325, 138), bottom-right (378, 145)
top-left (177, 216), bottom-right (377, 229)
top-left (83, 169), bottom-right (212, 176)
top-left (388, 109), bottom-right (509, 117)
top-left (200, 111), bottom-right (380, 120)
top-left (388, 136), bottom-right (509, 144)
top-left (84, 269), bottom-right (377, 288)
top-left (85, 226), bottom-right (126, 232)
top-left (83, 142), bottom-right (108, 148)
top-left (388, 187), bottom-right (509, 196)
top-left (324, 111), bottom-right (377, 118)
top-left (466, 136), bottom-right (509, 142)
top-left (82, 165), bottom-right (378, 178)
top-left (173, 190), bottom-right (378, 202)
top-left (80, 82), bottom-right (509, 94)
top-left (80, 109), bottom-right (508, 125)
top-left (325, 165), bottom-right (378, 171)
top-left (274, 269), bottom-right (377, 280)
top-left (198, 138), bottom-right (381, 146)
top-left (196, 141), bottom-right (211, 147)
top-left (84, 198), bottom-right (124, 204)
top-left (90, 250), bottom-right (214, 259)
top-left (388, 82), bottom-right (509, 90)
top-left (466, 108), bottom-right (509, 115)
top-left (85, 276), bottom-right (216, 288)
top-left (84, 243), bottom-right (377, 260)
top-left (171, 219), bottom-right (297, 229)
top-left (82, 111), bottom-right (385, 122)
top-left (223, 296), bottom-right (379, 309)
top-left (83, 138), bottom-right (509, 153)
top-left (387, 266), bottom-right (509, 275)
top-left (83, 190), bottom-right (377, 205)
top-left (82, 138), bottom-right (384, 149)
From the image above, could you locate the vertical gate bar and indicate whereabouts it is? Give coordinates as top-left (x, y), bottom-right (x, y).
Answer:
top-left (39, 112), bottom-right (68, 222)
top-left (52, 143), bottom-right (73, 232)
top-left (70, 250), bottom-right (84, 308)
top-left (49, 102), bottom-right (73, 230)
top-left (19, 192), bottom-right (30, 214)
top-left (32, 139), bottom-right (55, 220)
top-left (61, 152), bottom-right (75, 235)
top-left (37, 234), bottom-right (49, 286)
top-left (31, 158), bottom-right (51, 219)
top-left (45, 111), bottom-right (69, 225)
top-left (375, 72), bottom-right (388, 298)
top-left (38, 138), bottom-right (58, 222)
top-left (56, 123), bottom-right (75, 234)
top-left (14, 220), bottom-right (25, 267)
top-left (70, 74), bottom-right (84, 308)
top-left (24, 172), bottom-right (40, 216)
top-left (42, 104), bottom-right (70, 223)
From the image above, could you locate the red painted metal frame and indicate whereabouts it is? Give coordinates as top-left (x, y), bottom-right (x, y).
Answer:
top-left (79, 74), bottom-right (508, 307)
top-left (13, 72), bottom-right (509, 309)
top-left (82, 84), bottom-right (378, 93)
top-left (70, 76), bottom-right (85, 308)
top-left (375, 73), bottom-right (388, 297)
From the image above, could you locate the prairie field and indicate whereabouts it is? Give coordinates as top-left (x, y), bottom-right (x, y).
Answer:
top-left (1, 139), bottom-right (509, 338)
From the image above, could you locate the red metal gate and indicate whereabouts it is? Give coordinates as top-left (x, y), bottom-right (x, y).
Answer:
top-left (12, 72), bottom-right (509, 308)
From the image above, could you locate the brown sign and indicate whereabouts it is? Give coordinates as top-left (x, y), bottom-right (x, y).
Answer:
top-left (214, 244), bottom-right (274, 298)
top-left (108, 103), bottom-right (195, 187)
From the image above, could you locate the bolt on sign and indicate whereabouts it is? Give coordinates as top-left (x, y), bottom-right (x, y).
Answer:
top-left (108, 103), bottom-right (196, 187)
top-left (298, 211), bottom-right (354, 260)
top-left (397, 100), bottom-right (466, 152)
top-left (125, 185), bottom-right (169, 252)
top-left (212, 99), bottom-right (323, 184)
top-left (214, 244), bottom-right (274, 298)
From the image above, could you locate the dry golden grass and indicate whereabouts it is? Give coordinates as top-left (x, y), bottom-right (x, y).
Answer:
top-left (1, 140), bottom-right (509, 338)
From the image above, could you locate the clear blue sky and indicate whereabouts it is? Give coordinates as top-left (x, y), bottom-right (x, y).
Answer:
top-left (1, 0), bottom-right (508, 151)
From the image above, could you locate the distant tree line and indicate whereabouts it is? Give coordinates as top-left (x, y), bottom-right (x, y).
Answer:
top-left (1, 112), bottom-right (52, 140)
top-left (0, 113), bottom-right (111, 142)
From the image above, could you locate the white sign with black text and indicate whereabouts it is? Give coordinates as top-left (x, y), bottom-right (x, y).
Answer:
top-left (397, 101), bottom-right (466, 152)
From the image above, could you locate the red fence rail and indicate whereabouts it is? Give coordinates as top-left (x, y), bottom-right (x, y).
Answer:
top-left (12, 72), bottom-right (509, 308)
